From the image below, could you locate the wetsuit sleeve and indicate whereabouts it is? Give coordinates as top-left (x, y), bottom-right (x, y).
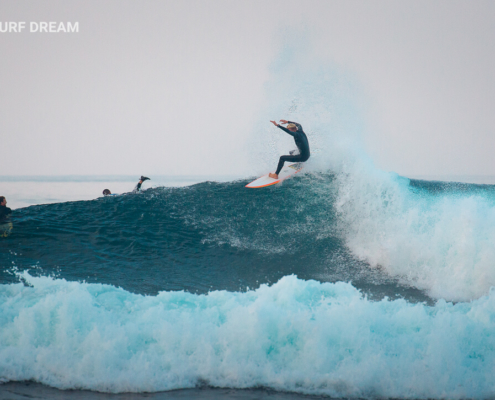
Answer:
top-left (277, 124), bottom-right (296, 137)
top-left (288, 121), bottom-right (303, 131)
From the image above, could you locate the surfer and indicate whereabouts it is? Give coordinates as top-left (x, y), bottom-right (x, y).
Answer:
top-left (133, 176), bottom-right (150, 193)
top-left (102, 176), bottom-right (150, 197)
top-left (0, 197), bottom-right (12, 223)
top-left (269, 120), bottom-right (310, 179)
top-left (0, 197), bottom-right (13, 237)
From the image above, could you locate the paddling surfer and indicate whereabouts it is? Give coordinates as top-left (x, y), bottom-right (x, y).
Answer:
top-left (269, 120), bottom-right (310, 179)
top-left (133, 176), bottom-right (150, 193)
top-left (102, 176), bottom-right (150, 196)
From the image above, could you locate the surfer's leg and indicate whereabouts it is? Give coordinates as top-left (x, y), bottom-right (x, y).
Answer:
top-left (132, 176), bottom-right (150, 193)
top-left (275, 155), bottom-right (300, 175)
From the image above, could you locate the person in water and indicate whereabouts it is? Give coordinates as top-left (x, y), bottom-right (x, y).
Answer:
top-left (0, 197), bottom-right (12, 223)
top-left (102, 176), bottom-right (150, 196)
top-left (133, 176), bottom-right (150, 193)
top-left (269, 119), bottom-right (310, 179)
top-left (0, 196), bottom-right (13, 237)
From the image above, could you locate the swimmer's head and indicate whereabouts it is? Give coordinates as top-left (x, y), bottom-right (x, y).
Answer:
top-left (287, 123), bottom-right (297, 132)
top-left (102, 189), bottom-right (111, 196)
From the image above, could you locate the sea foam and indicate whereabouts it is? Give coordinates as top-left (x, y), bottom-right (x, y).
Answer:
top-left (1, 272), bottom-right (494, 398)
top-left (335, 164), bottom-right (495, 301)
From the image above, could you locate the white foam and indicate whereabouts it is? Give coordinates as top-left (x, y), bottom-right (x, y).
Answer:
top-left (1, 273), bottom-right (494, 398)
top-left (334, 161), bottom-right (495, 301)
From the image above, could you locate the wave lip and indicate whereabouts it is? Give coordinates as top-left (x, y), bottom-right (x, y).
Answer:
top-left (1, 273), bottom-right (494, 398)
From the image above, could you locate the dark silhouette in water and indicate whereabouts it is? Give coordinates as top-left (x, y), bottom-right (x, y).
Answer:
top-left (102, 176), bottom-right (150, 196)
top-left (0, 196), bottom-right (12, 223)
top-left (0, 196), bottom-right (13, 238)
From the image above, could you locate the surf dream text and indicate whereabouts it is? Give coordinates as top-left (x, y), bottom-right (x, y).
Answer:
top-left (0, 22), bottom-right (79, 33)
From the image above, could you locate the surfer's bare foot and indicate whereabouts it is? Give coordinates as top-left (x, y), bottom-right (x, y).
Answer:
top-left (269, 173), bottom-right (278, 179)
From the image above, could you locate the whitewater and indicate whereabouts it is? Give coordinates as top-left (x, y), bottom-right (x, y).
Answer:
top-left (2, 59), bottom-right (495, 399)
top-left (0, 271), bottom-right (494, 399)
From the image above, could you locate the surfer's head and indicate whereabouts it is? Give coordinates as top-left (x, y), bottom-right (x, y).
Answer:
top-left (287, 123), bottom-right (298, 132)
top-left (102, 189), bottom-right (111, 196)
top-left (0, 196), bottom-right (5, 206)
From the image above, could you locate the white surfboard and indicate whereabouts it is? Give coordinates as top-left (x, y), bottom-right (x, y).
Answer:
top-left (245, 163), bottom-right (303, 188)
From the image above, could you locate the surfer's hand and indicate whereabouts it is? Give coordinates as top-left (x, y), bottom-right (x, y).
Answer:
top-left (270, 120), bottom-right (279, 126)
top-left (279, 120), bottom-right (288, 124)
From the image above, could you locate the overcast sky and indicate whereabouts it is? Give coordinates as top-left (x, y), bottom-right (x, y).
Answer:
top-left (1, 0), bottom-right (494, 178)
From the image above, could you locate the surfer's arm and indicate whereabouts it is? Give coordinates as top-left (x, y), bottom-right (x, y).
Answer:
top-left (271, 120), bottom-right (297, 136)
top-left (277, 124), bottom-right (296, 136)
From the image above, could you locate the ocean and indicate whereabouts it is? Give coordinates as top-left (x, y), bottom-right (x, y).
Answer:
top-left (1, 171), bottom-right (494, 399)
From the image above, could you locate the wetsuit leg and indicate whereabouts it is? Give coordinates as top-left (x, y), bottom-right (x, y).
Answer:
top-left (132, 182), bottom-right (142, 193)
top-left (275, 154), bottom-right (303, 175)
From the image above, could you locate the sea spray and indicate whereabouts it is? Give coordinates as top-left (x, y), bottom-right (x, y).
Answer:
top-left (335, 165), bottom-right (495, 301)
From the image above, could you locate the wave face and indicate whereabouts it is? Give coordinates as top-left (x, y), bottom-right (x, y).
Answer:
top-left (1, 178), bottom-right (349, 295)
top-left (2, 173), bottom-right (495, 301)
top-left (1, 273), bottom-right (494, 398)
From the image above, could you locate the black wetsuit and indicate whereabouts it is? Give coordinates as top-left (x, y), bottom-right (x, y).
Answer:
top-left (0, 205), bottom-right (12, 224)
top-left (133, 182), bottom-right (143, 193)
top-left (275, 121), bottom-right (310, 175)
